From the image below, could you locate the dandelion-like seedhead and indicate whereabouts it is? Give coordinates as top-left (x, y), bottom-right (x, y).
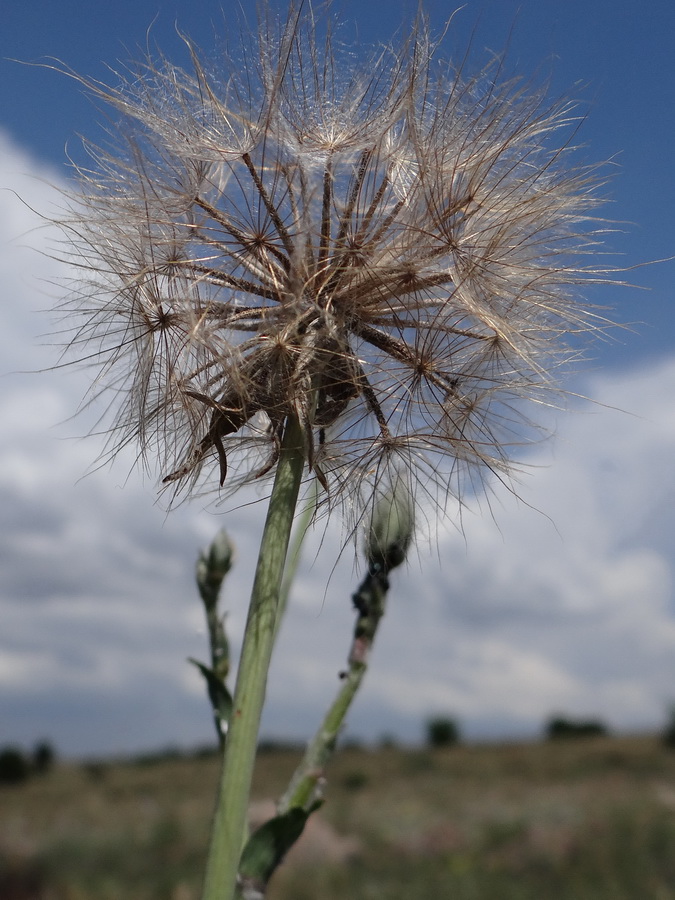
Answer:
top-left (58, 4), bottom-right (612, 522)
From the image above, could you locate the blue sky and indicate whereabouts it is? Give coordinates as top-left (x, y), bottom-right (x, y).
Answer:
top-left (3, 0), bottom-right (674, 358)
top-left (1, 0), bottom-right (674, 757)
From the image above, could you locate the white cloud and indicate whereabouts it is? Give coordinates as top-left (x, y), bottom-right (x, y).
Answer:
top-left (347, 359), bottom-right (675, 735)
top-left (2, 129), bottom-right (675, 756)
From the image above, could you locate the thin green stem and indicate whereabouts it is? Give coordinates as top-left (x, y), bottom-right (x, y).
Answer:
top-left (201, 415), bottom-right (305, 900)
top-left (276, 478), bottom-right (318, 641)
top-left (277, 660), bottom-right (368, 814)
top-left (278, 566), bottom-right (389, 814)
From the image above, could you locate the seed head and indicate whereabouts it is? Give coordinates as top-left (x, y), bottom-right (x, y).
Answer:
top-left (57, 4), bottom-right (613, 523)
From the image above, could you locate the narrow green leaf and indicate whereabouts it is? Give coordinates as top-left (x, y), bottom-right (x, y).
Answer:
top-left (189, 658), bottom-right (233, 729)
top-left (238, 804), bottom-right (321, 889)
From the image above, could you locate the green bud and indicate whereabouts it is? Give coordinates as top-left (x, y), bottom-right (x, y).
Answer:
top-left (196, 529), bottom-right (235, 607)
top-left (366, 486), bottom-right (414, 573)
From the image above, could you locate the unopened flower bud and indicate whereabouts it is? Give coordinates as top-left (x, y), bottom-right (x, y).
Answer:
top-left (366, 488), bottom-right (414, 573)
top-left (197, 529), bottom-right (234, 607)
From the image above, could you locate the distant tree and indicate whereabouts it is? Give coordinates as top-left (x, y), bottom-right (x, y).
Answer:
top-left (545, 716), bottom-right (608, 740)
top-left (32, 740), bottom-right (55, 774)
top-left (661, 707), bottom-right (675, 749)
top-left (0, 747), bottom-right (30, 784)
top-left (426, 717), bottom-right (460, 748)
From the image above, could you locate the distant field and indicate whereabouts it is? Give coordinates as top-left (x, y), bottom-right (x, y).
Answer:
top-left (2, 735), bottom-right (675, 899)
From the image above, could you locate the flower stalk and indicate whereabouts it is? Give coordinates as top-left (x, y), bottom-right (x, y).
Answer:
top-left (192, 530), bottom-right (235, 749)
top-left (277, 573), bottom-right (387, 815)
top-left (201, 415), bottom-right (305, 900)
top-left (279, 487), bottom-right (414, 814)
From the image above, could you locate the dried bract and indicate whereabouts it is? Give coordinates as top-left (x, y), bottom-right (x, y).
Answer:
top-left (57, 5), bottom-right (612, 519)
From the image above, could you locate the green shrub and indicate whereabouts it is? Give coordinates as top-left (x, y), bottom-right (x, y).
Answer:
top-left (0, 746), bottom-right (30, 784)
top-left (32, 740), bottom-right (55, 774)
top-left (545, 716), bottom-right (609, 740)
top-left (662, 707), bottom-right (675, 749)
top-left (425, 717), bottom-right (460, 748)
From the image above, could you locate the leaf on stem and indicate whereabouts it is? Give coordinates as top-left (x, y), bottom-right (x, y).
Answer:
top-left (238, 802), bottom-right (322, 894)
top-left (189, 658), bottom-right (233, 742)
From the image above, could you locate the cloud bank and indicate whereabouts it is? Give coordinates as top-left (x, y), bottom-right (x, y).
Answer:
top-left (1, 131), bottom-right (674, 756)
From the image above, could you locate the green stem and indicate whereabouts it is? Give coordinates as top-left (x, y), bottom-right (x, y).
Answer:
top-left (277, 660), bottom-right (367, 813)
top-left (276, 478), bottom-right (318, 641)
top-left (201, 416), bottom-right (305, 900)
top-left (278, 566), bottom-right (389, 814)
